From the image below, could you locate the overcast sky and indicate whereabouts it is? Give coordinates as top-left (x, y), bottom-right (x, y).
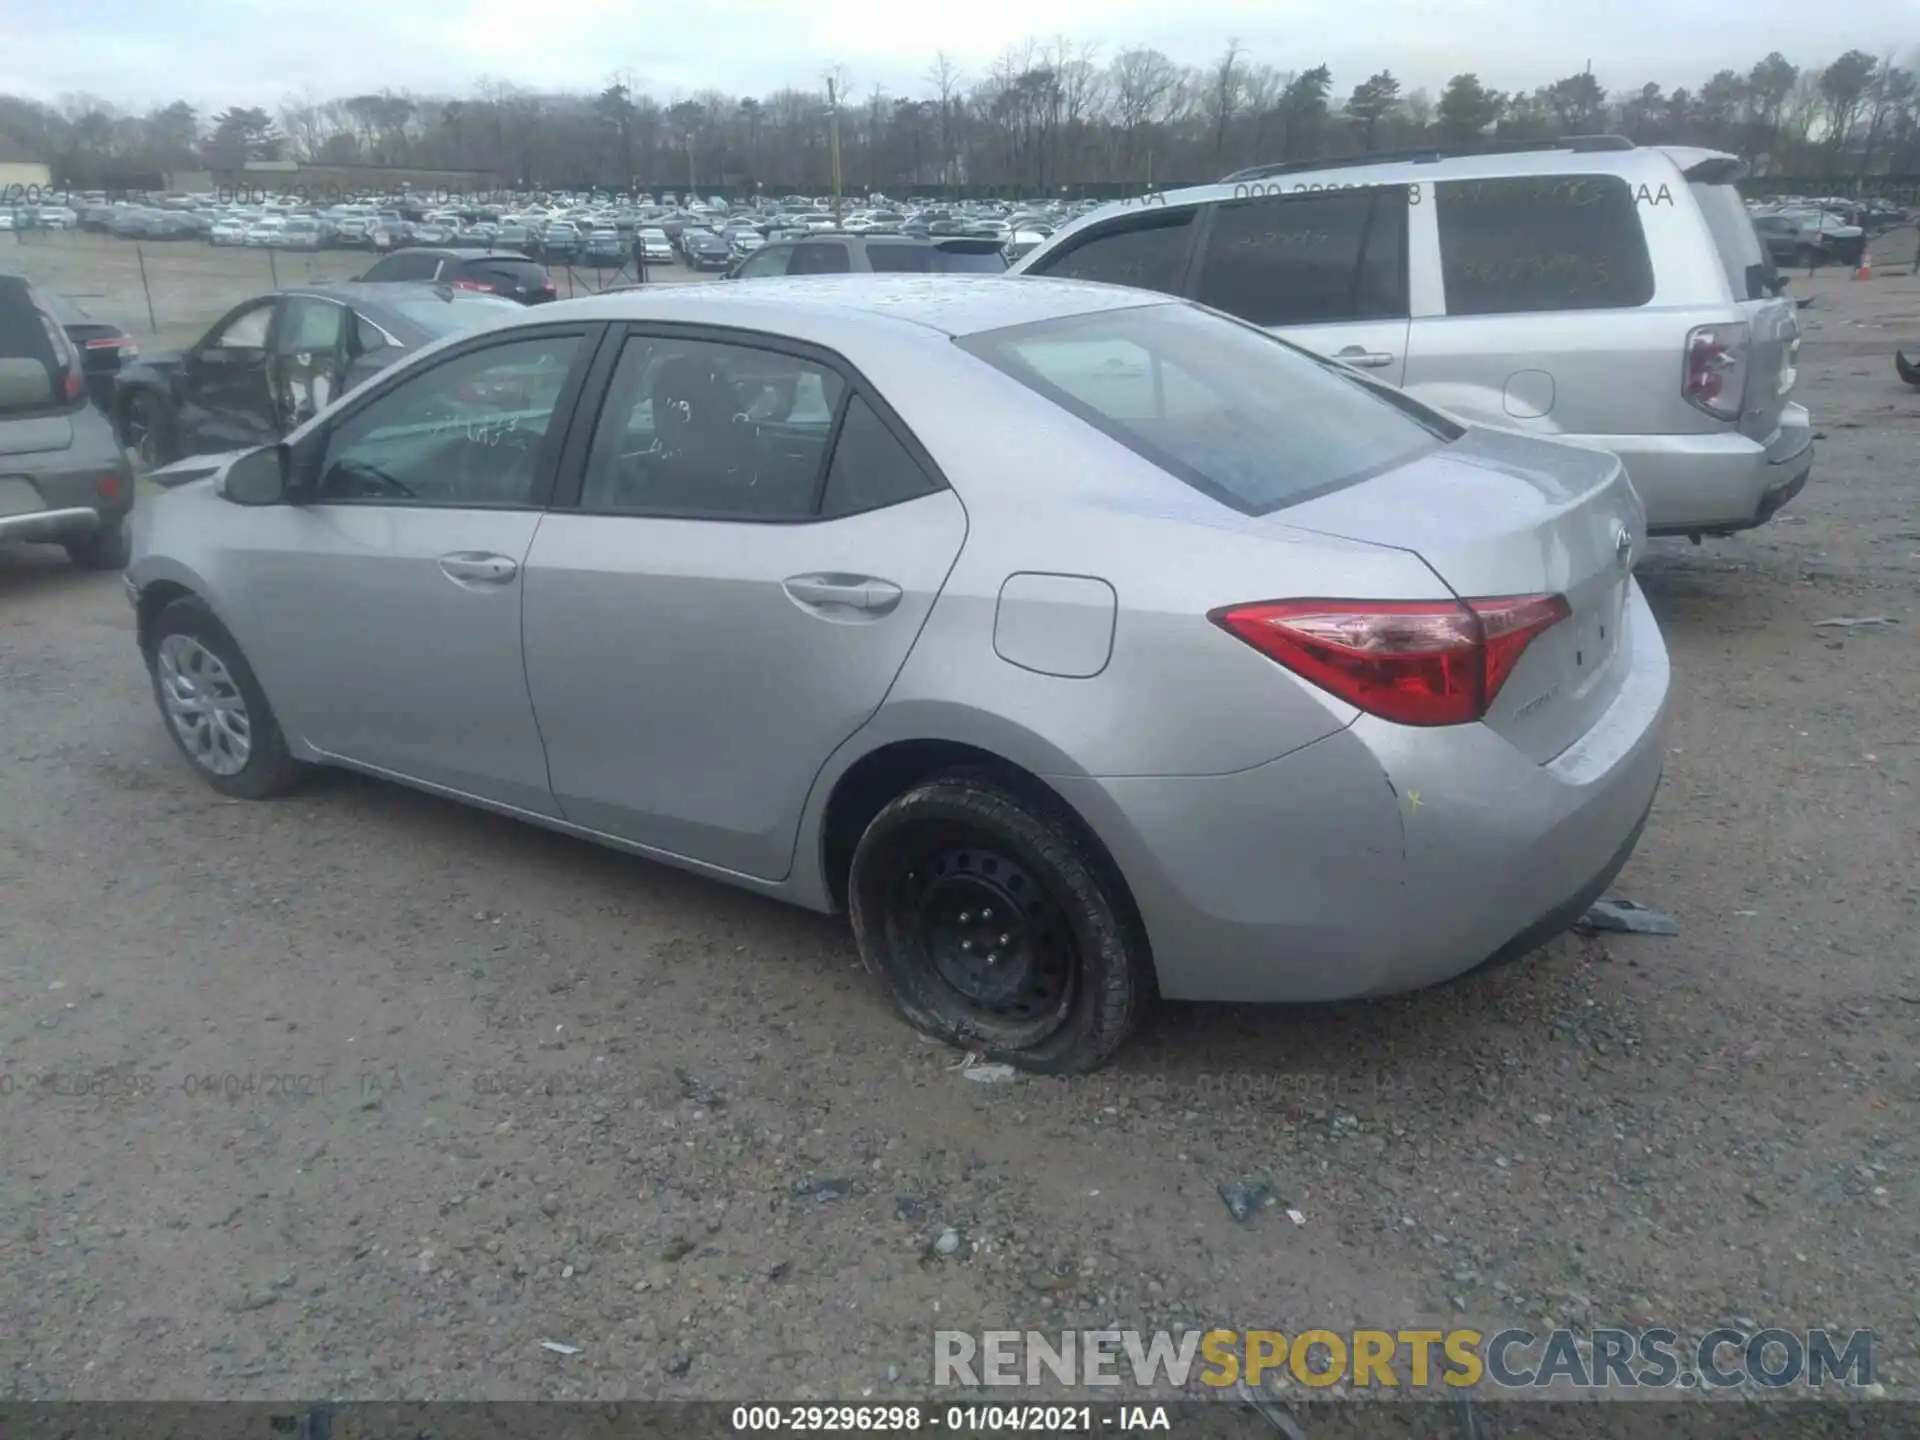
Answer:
top-left (1, 0), bottom-right (1911, 112)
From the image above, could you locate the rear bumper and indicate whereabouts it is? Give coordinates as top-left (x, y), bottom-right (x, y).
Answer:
top-left (1568, 402), bottom-right (1814, 535)
top-left (1054, 581), bottom-right (1672, 1003)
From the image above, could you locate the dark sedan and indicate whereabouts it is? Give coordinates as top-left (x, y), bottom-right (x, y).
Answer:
top-left (684, 230), bottom-right (732, 270)
top-left (41, 292), bottom-right (140, 410)
top-left (112, 282), bottom-right (523, 468)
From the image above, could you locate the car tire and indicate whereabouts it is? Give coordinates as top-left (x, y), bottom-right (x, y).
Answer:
top-left (65, 516), bottom-right (131, 571)
top-left (848, 769), bottom-right (1153, 1074)
top-left (147, 596), bottom-right (306, 800)
top-left (121, 391), bottom-right (173, 470)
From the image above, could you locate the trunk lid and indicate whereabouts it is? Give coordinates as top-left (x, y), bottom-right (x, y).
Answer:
top-left (1275, 424), bottom-right (1645, 763)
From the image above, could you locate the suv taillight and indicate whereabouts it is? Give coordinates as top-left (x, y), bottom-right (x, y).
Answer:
top-left (1683, 322), bottom-right (1749, 421)
top-left (451, 278), bottom-right (497, 293)
top-left (1211, 596), bottom-right (1571, 727)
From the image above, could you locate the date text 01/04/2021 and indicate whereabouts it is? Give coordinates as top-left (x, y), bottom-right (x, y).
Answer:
top-left (728, 1405), bottom-right (1172, 1432)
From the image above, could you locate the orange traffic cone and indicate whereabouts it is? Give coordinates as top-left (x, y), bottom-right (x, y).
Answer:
top-left (1853, 251), bottom-right (1872, 280)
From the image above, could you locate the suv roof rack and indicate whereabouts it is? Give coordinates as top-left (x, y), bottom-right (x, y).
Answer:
top-left (1220, 135), bottom-right (1636, 184)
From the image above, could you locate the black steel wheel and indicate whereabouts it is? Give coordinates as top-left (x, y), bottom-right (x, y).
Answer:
top-left (849, 770), bottom-right (1152, 1073)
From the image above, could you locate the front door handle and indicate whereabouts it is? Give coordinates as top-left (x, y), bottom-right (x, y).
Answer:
top-left (1334, 347), bottom-right (1396, 369)
top-left (783, 573), bottom-right (903, 615)
top-left (438, 551), bottom-right (519, 585)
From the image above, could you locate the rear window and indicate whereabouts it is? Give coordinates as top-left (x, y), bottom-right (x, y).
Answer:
top-left (1690, 181), bottom-right (1773, 300)
top-left (1435, 174), bottom-right (1655, 316)
top-left (957, 302), bottom-right (1450, 516)
top-left (463, 258), bottom-right (549, 288)
top-left (0, 275), bottom-right (79, 415)
top-left (933, 243), bottom-right (1009, 273)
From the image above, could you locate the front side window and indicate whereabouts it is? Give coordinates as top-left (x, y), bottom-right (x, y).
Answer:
top-left (959, 302), bottom-right (1450, 516)
top-left (208, 302), bottom-right (274, 352)
top-left (1435, 174), bottom-right (1656, 316)
top-left (313, 333), bottom-right (582, 506)
top-left (1027, 209), bottom-right (1197, 294)
top-left (579, 335), bottom-right (845, 519)
top-left (1195, 187), bottom-right (1408, 327)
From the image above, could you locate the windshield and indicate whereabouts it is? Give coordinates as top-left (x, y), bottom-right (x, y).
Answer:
top-left (958, 301), bottom-right (1450, 515)
top-left (382, 294), bottom-right (523, 336)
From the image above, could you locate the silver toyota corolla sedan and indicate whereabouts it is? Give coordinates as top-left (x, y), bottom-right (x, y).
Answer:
top-left (127, 275), bottom-right (1671, 1072)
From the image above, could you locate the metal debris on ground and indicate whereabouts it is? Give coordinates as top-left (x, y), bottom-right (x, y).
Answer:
top-left (962, 1062), bottom-right (1019, 1084)
top-left (1218, 1179), bottom-right (1275, 1222)
top-left (674, 1066), bottom-right (724, 1108)
top-left (538, 1340), bottom-right (582, 1356)
top-left (1812, 615), bottom-right (1897, 630)
top-left (1574, 898), bottom-right (1681, 937)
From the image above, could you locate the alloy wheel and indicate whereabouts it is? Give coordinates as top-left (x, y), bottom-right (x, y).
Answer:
top-left (156, 634), bottom-right (252, 776)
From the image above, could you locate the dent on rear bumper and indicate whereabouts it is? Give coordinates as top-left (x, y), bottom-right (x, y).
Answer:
top-left (1057, 584), bottom-right (1673, 1003)
top-left (1570, 403), bottom-right (1814, 533)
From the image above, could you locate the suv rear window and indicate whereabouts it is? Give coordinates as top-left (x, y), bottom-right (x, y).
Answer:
top-left (1435, 174), bottom-right (1655, 316)
top-left (1689, 180), bottom-right (1773, 300)
top-left (0, 275), bottom-right (79, 414)
top-left (958, 302), bottom-right (1450, 516)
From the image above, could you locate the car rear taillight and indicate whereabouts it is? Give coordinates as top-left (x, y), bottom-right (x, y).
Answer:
top-left (97, 473), bottom-right (122, 500)
top-left (451, 278), bottom-right (497, 292)
top-left (63, 370), bottom-right (84, 402)
top-left (1683, 322), bottom-right (1749, 420)
top-left (1211, 595), bottom-right (1571, 727)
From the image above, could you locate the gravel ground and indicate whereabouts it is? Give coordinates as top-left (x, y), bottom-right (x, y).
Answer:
top-left (0, 255), bottom-right (1915, 1406)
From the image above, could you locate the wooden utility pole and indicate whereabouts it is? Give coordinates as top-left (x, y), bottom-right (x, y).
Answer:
top-left (826, 76), bottom-right (844, 224)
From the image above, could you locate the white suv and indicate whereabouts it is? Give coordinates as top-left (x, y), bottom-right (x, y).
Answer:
top-left (1012, 139), bottom-right (1811, 538)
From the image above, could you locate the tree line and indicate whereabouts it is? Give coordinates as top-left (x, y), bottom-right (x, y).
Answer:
top-left (3, 43), bottom-right (1916, 195)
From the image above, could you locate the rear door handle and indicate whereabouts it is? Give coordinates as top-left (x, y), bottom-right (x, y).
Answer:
top-left (438, 551), bottom-right (519, 585)
top-left (783, 573), bottom-right (903, 615)
top-left (1334, 348), bottom-right (1396, 369)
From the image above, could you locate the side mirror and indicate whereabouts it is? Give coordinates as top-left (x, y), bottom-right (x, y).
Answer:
top-left (222, 444), bottom-right (290, 505)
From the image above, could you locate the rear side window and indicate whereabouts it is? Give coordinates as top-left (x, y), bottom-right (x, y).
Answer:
top-left (959, 303), bottom-right (1449, 516)
top-left (1436, 175), bottom-right (1655, 316)
top-left (366, 253), bottom-right (440, 282)
top-left (1195, 187), bottom-right (1408, 326)
top-left (466, 258), bottom-right (548, 289)
top-left (820, 395), bottom-right (938, 517)
top-left (791, 243), bottom-right (851, 275)
top-left (1028, 210), bottom-right (1196, 294)
top-left (865, 243), bottom-right (936, 273)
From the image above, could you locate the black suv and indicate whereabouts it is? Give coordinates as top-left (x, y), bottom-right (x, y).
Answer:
top-left (727, 233), bottom-right (1008, 279)
top-left (356, 248), bottom-right (557, 304)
